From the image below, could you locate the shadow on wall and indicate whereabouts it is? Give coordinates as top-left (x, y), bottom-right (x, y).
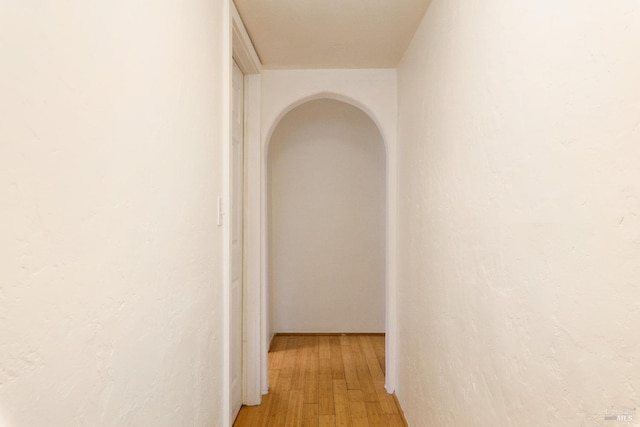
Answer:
top-left (267, 98), bottom-right (387, 333)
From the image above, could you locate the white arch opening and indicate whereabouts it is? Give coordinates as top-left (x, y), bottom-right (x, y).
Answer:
top-left (267, 98), bottom-right (387, 335)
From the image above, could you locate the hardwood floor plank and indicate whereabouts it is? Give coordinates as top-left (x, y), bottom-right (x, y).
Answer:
top-left (269, 366), bottom-right (281, 391)
top-left (330, 336), bottom-right (345, 380)
top-left (347, 388), bottom-right (368, 426)
top-left (234, 334), bottom-right (407, 427)
top-left (302, 404), bottom-right (319, 427)
top-left (319, 357), bottom-right (332, 382)
top-left (364, 401), bottom-right (387, 427)
top-left (371, 336), bottom-right (385, 374)
top-left (304, 336), bottom-right (319, 403)
top-left (358, 335), bottom-right (385, 382)
top-left (385, 414), bottom-right (406, 427)
top-left (347, 389), bottom-right (364, 402)
top-left (318, 380), bottom-right (335, 415)
top-left (319, 335), bottom-right (331, 359)
top-left (233, 406), bottom-right (253, 426)
top-left (340, 337), bottom-right (360, 390)
top-left (348, 337), bottom-right (367, 376)
top-left (272, 376), bottom-right (293, 426)
top-left (304, 373), bottom-right (319, 404)
top-left (285, 390), bottom-right (304, 427)
top-left (373, 381), bottom-right (398, 415)
top-left (350, 401), bottom-right (369, 427)
top-left (359, 378), bottom-right (378, 403)
top-left (333, 379), bottom-right (352, 427)
top-left (281, 336), bottom-right (298, 379)
top-left (269, 335), bottom-right (286, 370)
top-left (248, 393), bottom-right (277, 427)
top-left (319, 414), bottom-right (336, 427)
top-left (291, 338), bottom-right (305, 390)
top-left (318, 379), bottom-right (335, 415)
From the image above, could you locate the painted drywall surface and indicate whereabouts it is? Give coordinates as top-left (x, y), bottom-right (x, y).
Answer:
top-left (269, 99), bottom-right (386, 332)
top-left (397, 0), bottom-right (640, 425)
top-left (0, 1), bottom-right (227, 426)
top-left (261, 69), bottom-right (397, 146)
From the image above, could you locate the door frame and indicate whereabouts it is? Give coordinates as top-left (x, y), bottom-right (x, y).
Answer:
top-left (261, 86), bottom-right (399, 396)
top-left (223, 4), bottom-right (263, 426)
top-left (231, 0), bottom-right (263, 410)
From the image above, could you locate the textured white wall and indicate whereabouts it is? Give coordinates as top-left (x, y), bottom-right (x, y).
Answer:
top-left (0, 1), bottom-right (227, 426)
top-left (269, 99), bottom-right (386, 332)
top-left (397, 1), bottom-right (640, 425)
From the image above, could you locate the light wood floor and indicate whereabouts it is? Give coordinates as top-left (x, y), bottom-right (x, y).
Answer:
top-left (233, 334), bottom-right (406, 427)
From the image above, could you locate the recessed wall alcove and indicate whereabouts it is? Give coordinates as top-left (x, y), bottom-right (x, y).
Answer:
top-left (268, 98), bottom-right (386, 333)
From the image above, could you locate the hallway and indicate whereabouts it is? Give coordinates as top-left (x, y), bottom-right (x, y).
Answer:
top-left (3, 1), bottom-right (639, 425)
top-left (233, 335), bottom-right (406, 426)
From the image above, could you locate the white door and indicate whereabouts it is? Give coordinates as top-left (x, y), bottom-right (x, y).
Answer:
top-left (230, 60), bottom-right (244, 421)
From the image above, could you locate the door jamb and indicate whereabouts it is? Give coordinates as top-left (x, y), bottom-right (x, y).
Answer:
top-left (231, 1), bottom-right (264, 410)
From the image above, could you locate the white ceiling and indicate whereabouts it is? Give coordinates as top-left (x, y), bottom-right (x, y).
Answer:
top-left (233, 0), bottom-right (432, 69)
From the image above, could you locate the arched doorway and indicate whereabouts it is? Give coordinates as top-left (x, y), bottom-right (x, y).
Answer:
top-left (242, 77), bottom-right (399, 403)
top-left (267, 98), bottom-right (387, 333)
